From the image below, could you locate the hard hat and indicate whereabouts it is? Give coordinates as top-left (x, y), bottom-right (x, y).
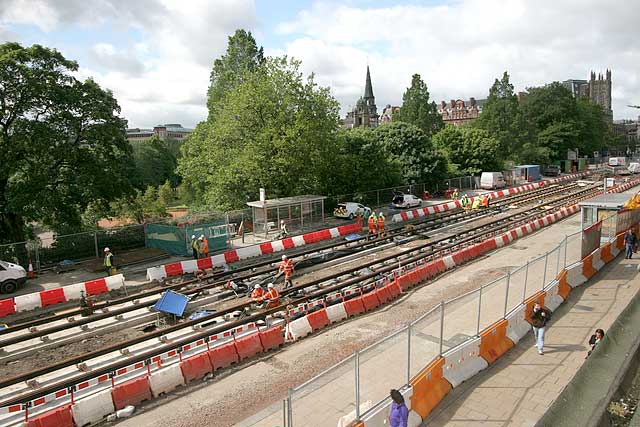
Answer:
top-left (282, 255), bottom-right (287, 260)
top-left (198, 236), bottom-right (203, 240)
top-left (254, 284), bottom-right (261, 289)
top-left (200, 234), bottom-right (205, 238)
top-left (103, 247), bottom-right (110, 252)
top-left (267, 283), bottom-right (274, 288)
top-left (281, 220), bottom-right (285, 224)
top-left (191, 235), bottom-right (196, 239)
top-left (379, 212), bottom-right (384, 216)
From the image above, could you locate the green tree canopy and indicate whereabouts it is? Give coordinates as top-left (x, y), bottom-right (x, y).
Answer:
top-left (207, 29), bottom-right (264, 117)
top-left (180, 57), bottom-right (340, 209)
top-left (473, 71), bottom-right (530, 161)
top-left (130, 136), bottom-right (178, 188)
top-left (374, 121), bottom-right (448, 187)
top-left (433, 125), bottom-right (502, 176)
top-left (0, 43), bottom-right (133, 242)
top-left (395, 74), bottom-right (443, 138)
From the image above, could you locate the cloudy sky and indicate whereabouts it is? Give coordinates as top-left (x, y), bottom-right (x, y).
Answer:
top-left (1, 0), bottom-right (638, 128)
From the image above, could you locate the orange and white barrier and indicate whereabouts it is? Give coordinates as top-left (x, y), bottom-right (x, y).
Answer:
top-left (442, 337), bottom-right (488, 387)
top-left (147, 220), bottom-right (362, 281)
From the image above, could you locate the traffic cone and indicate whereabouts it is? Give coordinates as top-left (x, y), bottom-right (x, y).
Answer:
top-left (28, 259), bottom-right (36, 278)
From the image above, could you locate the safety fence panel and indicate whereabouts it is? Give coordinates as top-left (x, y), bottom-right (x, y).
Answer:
top-left (290, 354), bottom-right (357, 427)
top-left (358, 328), bottom-right (409, 412)
top-left (507, 264), bottom-right (528, 314)
top-left (145, 223), bottom-right (188, 256)
top-left (441, 289), bottom-right (480, 354)
top-left (545, 246), bottom-right (561, 287)
top-left (479, 276), bottom-right (508, 332)
top-left (565, 231), bottom-right (582, 267)
top-left (524, 255), bottom-right (546, 300)
top-left (409, 306), bottom-right (442, 379)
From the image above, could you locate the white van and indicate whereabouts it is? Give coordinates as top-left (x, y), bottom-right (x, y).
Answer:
top-left (628, 163), bottom-right (640, 174)
top-left (480, 172), bottom-right (506, 190)
top-left (333, 202), bottom-right (371, 219)
top-left (0, 260), bottom-right (27, 293)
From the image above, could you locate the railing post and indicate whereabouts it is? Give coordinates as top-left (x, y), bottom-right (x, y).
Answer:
top-left (287, 389), bottom-right (293, 427)
top-left (476, 285), bottom-right (483, 335)
top-left (283, 399), bottom-right (287, 427)
top-left (439, 301), bottom-right (445, 356)
top-left (555, 246), bottom-right (561, 278)
top-left (94, 231), bottom-right (99, 258)
top-left (407, 325), bottom-right (412, 383)
top-left (355, 351), bottom-right (360, 421)
top-left (542, 254), bottom-right (548, 290)
top-left (522, 261), bottom-right (529, 303)
top-left (503, 272), bottom-right (511, 318)
top-left (563, 236), bottom-right (568, 267)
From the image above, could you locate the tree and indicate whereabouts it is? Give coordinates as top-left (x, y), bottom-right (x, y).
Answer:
top-left (473, 71), bottom-right (530, 160)
top-left (395, 74), bottom-right (443, 137)
top-left (179, 57), bottom-right (340, 209)
top-left (130, 136), bottom-right (178, 188)
top-left (206, 29), bottom-right (264, 117)
top-left (433, 125), bottom-right (502, 176)
top-left (157, 180), bottom-right (174, 206)
top-left (0, 43), bottom-right (133, 242)
top-left (374, 122), bottom-right (448, 188)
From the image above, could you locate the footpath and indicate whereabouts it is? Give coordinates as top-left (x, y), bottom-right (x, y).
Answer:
top-left (423, 254), bottom-right (640, 427)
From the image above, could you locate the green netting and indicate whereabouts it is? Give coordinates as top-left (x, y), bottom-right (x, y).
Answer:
top-left (145, 222), bottom-right (228, 256)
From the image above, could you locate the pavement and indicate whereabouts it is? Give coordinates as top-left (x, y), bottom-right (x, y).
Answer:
top-left (423, 251), bottom-right (640, 427)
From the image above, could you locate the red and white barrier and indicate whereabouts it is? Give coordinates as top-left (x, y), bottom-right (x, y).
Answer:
top-left (147, 220), bottom-right (363, 281)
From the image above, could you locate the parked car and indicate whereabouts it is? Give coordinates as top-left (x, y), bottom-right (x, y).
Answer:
top-left (628, 162), bottom-right (640, 174)
top-left (480, 172), bottom-right (506, 190)
top-left (0, 260), bottom-right (27, 294)
top-left (333, 202), bottom-right (371, 219)
top-left (391, 193), bottom-right (422, 209)
top-left (542, 165), bottom-right (561, 177)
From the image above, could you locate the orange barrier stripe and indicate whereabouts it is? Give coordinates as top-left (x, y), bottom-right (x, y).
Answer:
top-left (600, 243), bottom-right (614, 263)
top-left (523, 291), bottom-right (546, 325)
top-left (410, 357), bottom-right (452, 420)
top-left (556, 270), bottom-right (572, 300)
top-left (582, 255), bottom-right (597, 279)
top-left (479, 319), bottom-right (514, 365)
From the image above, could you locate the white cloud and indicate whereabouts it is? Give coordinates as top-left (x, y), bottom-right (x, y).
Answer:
top-left (279, 0), bottom-right (640, 120)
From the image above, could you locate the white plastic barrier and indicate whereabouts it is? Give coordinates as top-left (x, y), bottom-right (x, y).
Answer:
top-left (326, 303), bottom-right (348, 324)
top-left (442, 255), bottom-right (456, 270)
top-left (544, 280), bottom-right (564, 312)
top-left (105, 274), bottom-right (125, 291)
top-left (442, 337), bottom-right (488, 388)
top-left (358, 387), bottom-right (414, 426)
top-left (147, 266), bottom-right (165, 282)
top-left (408, 410), bottom-right (423, 427)
top-left (566, 263), bottom-right (587, 288)
top-left (285, 316), bottom-right (313, 341)
top-left (149, 363), bottom-right (185, 397)
top-left (180, 259), bottom-right (198, 274)
top-left (71, 388), bottom-right (115, 427)
top-left (13, 292), bottom-right (42, 312)
top-left (505, 305), bottom-right (530, 345)
top-left (63, 283), bottom-right (85, 301)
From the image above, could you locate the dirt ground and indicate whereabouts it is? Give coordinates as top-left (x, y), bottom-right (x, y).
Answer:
top-left (113, 213), bottom-right (583, 427)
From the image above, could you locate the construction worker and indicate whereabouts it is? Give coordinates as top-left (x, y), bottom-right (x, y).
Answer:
top-left (280, 220), bottom-right (288, 238)
top-left (377, 212), bottom-right (385, 237)
top-left (196, 236), bottom-right (205, 258)
top-left (251, 284), bottom-right (265, 302)
top-left (200, 234), bottom-right (209, 257)
top-left (481, 195), bottom-right (489, 208)
top-left (103, 247), bottom-right (115, 276)
top-left (190, 235), bottom-right (198, 259)
top-left (368, 213), bottom-right (378, 236)
top-left (79, 290), bottom-right (94, 316)
top-left (485, 195), bottom-right (491, 208)
top-left (261, 283), bottom-right (280, 308)
top-left (279, 255), bottom-right (295, 289)
top-left (471, 197), bottom-right (481, 210)
top-left (452, 189), bottom-right (459, 200)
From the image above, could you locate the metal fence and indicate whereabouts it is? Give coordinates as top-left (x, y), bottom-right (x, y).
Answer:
top-left (0, 225), bottom-right (145, 271)
top-left (264, 212), bottom-right (623, 427)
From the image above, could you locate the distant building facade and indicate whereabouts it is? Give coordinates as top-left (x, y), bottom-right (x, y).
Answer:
top-left (126, 123), bottom-right (193, 142)
top-left (380, 105), bottom-right (400, 124)
top-left (613, 118), bottom-right (639, 144)
top-left (343, 66), bottom-right (379, 129)
top-left (562, 70), bottom-right (612, 118)
top-left (437, 97), bottom-right (486, 126)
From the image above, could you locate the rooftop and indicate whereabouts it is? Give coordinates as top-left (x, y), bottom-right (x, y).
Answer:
top-left (579, 193), bottom-right (632, 209)
top-left (247, 194), bottom-right (327, 209)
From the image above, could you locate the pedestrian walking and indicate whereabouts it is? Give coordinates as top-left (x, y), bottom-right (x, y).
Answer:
top-left (190, 235), bottom-right (198, 259)
top-left (200, 234), bottom-right (209, 257)
top-left (531, 301), bottom-right (552, 355)
top-left (625, 229), bottom-right (634, 259)
top-left (587, 328), bottom-right (605, 357)
top-left (279, 255), bottom-right (295, 289)
top-left (103, 247), bottom-right (115, 276)
top-left (389, 389), bottom-right (408, 427)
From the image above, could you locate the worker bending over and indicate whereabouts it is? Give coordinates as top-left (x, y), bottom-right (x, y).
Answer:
top-left (251, 284), bottom-right (264, 302)
top-left (471, 197), bottom-right (481, 210)
top-left (279, 255), bottom-right (295, 289)
top-left (377, 212), bottom-right (385, 237)
top-left (460, 194), bottom-right (470, 209)
top-left (261, 283), bottom-right (280, 308)
top-left (480, 195), bottom-right (489, 208)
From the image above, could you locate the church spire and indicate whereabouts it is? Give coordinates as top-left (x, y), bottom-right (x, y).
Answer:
top-left (364, 65), bottom-right (374, 100)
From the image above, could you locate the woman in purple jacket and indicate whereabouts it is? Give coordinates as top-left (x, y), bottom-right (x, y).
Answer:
top-left (389, 389), bottom-right (409, 427)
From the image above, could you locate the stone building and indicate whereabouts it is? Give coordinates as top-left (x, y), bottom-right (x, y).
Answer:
top-left (126, 123), bottom-right (193, 142)
top-left (343, 66), bottom-right (379, 129)
top-left (380, 105), bottom-right (400, 124)
top-left (436, 97), bottom-right (486, 126)
top-left (562, 70), bottom-right (612, 118)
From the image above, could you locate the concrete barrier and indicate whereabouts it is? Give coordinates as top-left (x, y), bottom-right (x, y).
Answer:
top-left (442, 337), bottom-right (488, 388)
top-left (356, 387), bottom-right (414, 426)
top-left (286, 316), bottom-right (313, 341)
top-left (71, 389), bottom-right (115, 427)
top-left (505, 304), bottom-right (531, 345)
top-left (326, 302), bottom-right (348, 323)
top-left (565, 263), bottom-right (587, 288)
top-left (544, 280), bottom-right (564, 312)
top-left (149, 363), bottom-right (185, 397)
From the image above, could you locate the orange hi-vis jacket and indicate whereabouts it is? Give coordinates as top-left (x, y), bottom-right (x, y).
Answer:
top-left (251, 287), bottom-right (264, 301)
top-left (262, 287), bottom-right (279, 304)
top-left (279, 259), bottom-right (294, 278)
top-left (202, 238), bottom-right (209, 253)
top-left (377, 216), bottom-right (385, 231)
top-left (481, 196), bottom-right (489, 207)
top-left (368, 216), bottom-right (377, 231)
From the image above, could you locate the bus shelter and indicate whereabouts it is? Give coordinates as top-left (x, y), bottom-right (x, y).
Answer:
top-left (247, 195), bottom-right (327, 238)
